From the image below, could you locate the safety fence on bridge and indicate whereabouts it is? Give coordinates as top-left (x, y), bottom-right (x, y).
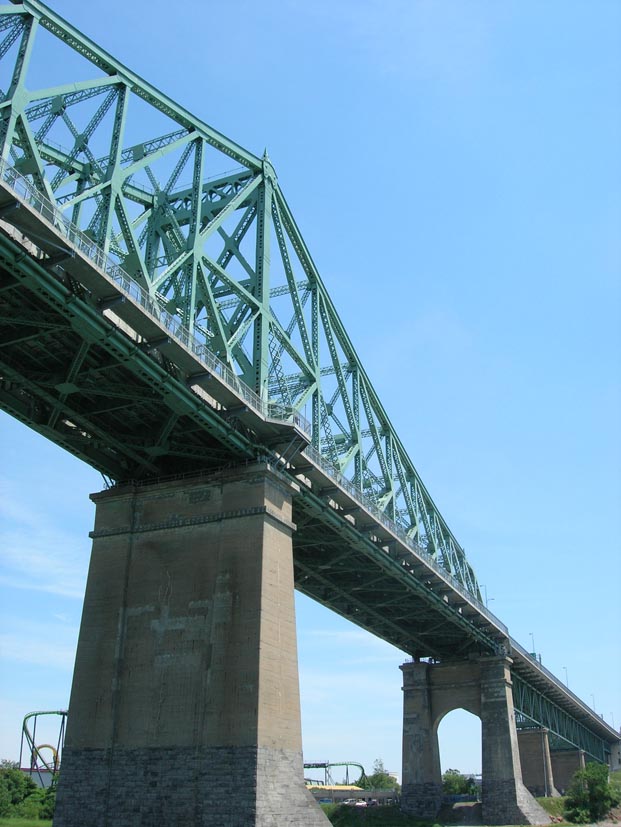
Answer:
top-left (301, 441), bottom-right (507, 634)
top-left (510, 637), bottom-right (613, 763)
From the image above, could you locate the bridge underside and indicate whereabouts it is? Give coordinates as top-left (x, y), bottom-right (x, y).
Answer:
top-left (0, 224), bottom-right (257, 480)
top-left (292, 494), bottom-right (490, 659)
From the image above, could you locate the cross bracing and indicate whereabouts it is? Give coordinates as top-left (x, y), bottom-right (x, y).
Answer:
top-left (0, 0), bottom-right (478, 595)
top-left (513, 675), bottom-right (609, 764)
top-left (509, 638), bottom-right (615, 763)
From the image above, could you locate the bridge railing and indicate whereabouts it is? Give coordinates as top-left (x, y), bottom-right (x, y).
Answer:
top-left (301, 443), bottom-right (508, 635)
top-left (510, 636), bottom-right (613, 729)
top-left (0, 158), bottom-right (311, 438)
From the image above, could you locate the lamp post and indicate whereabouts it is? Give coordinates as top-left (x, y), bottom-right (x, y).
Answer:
top-left (529, 632), bottom-right (535, 656)
top-left (563, 666), bottom-right (568, 687)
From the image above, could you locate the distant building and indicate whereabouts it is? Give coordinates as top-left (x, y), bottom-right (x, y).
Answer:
top-left (20, 767), bottom-right (54, 788)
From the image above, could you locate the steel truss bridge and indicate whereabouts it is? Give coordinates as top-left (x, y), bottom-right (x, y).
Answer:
top-left (0, 0), bottom-right (617, 767)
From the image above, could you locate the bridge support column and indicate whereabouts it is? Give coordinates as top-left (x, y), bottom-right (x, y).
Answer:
top-left (517, 728), bottom-right (559, 797)
top-left (550, 749), bottom-right (585, 794)
top-left (400, 662), bottom-right (443, 819)
top-left (400, 657), bottom-right (551, 825)
top-left (54, 462), bottom-right (328, 827)
top-left (480, 657), bottom-right (550, 824)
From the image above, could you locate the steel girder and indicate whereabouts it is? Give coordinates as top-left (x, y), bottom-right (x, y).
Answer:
top-left (0, 227), bottom-right (259, 479)
top-left (0, 0), bottom-right (480, 594)
top-left (291, 486), bottom-right (507, 659)
top-left (512, 673), bottom-right (610, 763)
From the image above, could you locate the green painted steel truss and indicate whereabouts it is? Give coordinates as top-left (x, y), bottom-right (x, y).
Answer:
top-left (513, 674), bottom-right (609, 763)
top-left (0, 0), bottom-right (480, 594)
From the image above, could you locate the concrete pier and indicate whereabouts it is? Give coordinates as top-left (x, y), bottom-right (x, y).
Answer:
top-left (401, 657), bottom-right (551, 825)
top-left (54, 463), bottom-right (328, 827)
top-left (550, 749), bottom-right (585, 794)
top-left (517, 728), bottom-right (559, 797)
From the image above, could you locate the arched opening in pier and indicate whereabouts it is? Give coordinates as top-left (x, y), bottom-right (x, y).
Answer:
top-left (438, 708), bottom-right (481, 779)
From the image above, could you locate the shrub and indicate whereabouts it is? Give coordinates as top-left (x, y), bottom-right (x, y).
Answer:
top-left (0, 765), bottom-right (37, 814)
top-left (564, 762), bottom-right (620, 823)
top-left (38, 786), bottom-right (56, 819)
top-left (441, 769), bottom-right (477, 796)
top-left (0, 762), bottom-right (55, 820)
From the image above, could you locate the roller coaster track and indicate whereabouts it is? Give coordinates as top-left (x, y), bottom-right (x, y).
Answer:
top-left (19, 710), bottom-right (67, 788)
top-left (304, 761), bottom-right (367, 787)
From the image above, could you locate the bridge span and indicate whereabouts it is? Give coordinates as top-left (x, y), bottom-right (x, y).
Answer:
top-left (0, 2), bottom-right (618, 825)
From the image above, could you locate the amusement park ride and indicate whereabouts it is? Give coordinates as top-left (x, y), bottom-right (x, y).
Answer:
top-left (303, 761), bottom-right (367, 787)
top-left (19, 710), bottom-right (66, 788)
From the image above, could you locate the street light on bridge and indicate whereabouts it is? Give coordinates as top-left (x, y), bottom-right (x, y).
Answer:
top-left (479, 584), bottom-right (495, 608)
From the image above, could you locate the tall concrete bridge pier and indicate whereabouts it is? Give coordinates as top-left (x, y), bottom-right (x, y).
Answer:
top-left (54, 464), bottom-right (328, 827)
top-left (401, 659), bottom-right (550, 825)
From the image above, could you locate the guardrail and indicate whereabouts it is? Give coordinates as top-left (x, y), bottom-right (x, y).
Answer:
top-left (301, 443), bottom-right (508, 635)
top-left (0, 157), bottom-right (310, 437)
top-left (510, 636), bottom-right (618, 733)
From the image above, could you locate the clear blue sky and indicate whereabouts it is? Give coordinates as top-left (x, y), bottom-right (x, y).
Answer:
top-left (0, 0), bottom-right (619, 781)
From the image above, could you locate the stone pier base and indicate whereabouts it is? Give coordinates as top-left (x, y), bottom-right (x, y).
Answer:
top-left (54, 463), bottom-right (328, 827)
top-left (401, 657), bottom-right (551, 825)
top-left (56, 746), bottom-right (320, 827)
top-left (400, 783), bottom-right (444, 820)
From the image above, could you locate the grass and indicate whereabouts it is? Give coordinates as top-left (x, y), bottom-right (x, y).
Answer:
top-left (321, 804), bottom-right (444, 826)
top-left (537, 795), bottom-right (568, 820)
top-left (0, 821), bottom-right (52, 827)
top-left (537, 795), bottom-right (566, 817)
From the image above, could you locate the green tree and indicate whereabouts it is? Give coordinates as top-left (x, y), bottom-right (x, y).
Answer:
top-left (0, 763), bottom-right (38, 816)
top-left (442, 768), bottom-right (477, 796)
top-left (361, 758), bottom-right (398, 790)
top-left (39, 785), bottom-right (57, 820)
top-left (564, 762), bottom-right (620, 824)
top-left (0, 782), bottom-right (10, 818)
top-left (13, 784), bottom-right (57, 819)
